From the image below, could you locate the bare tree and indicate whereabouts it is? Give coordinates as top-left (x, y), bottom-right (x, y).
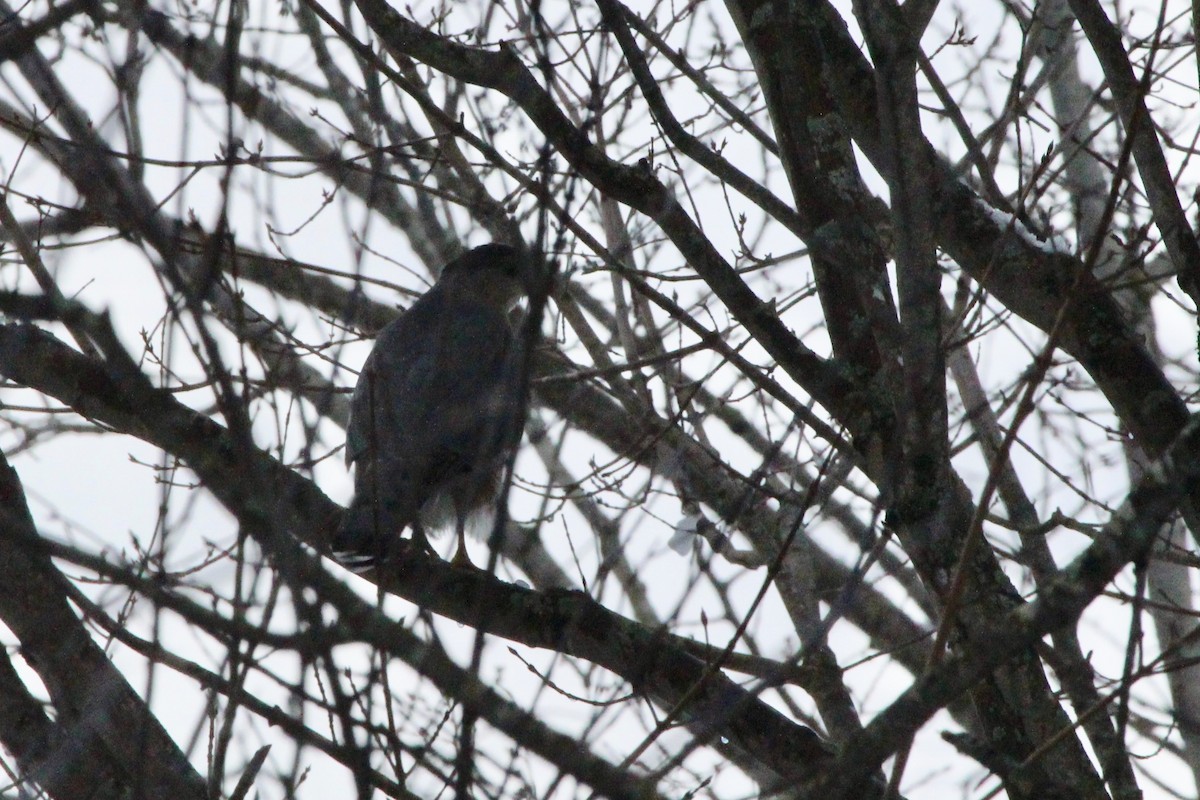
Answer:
top-left (1, 0), bottom-right (1198, 798)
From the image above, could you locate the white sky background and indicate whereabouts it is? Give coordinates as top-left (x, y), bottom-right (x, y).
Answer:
top-left (1, 0), bottom-right (1199, 798)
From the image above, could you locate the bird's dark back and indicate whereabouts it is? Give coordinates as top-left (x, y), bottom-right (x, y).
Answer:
top-left (343, 284), bottom-right (524, 518)
top-left (336, 243), bottom-right (531, 564)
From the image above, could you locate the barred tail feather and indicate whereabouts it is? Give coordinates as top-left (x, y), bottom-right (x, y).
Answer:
top-left (334, 500), bottom-right (402, 571)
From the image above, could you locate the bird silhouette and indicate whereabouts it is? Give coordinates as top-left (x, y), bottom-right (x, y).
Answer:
top-left (335, 243), bottom-right (529, 569)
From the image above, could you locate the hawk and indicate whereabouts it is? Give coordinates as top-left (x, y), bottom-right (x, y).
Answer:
top-left (335, 243), bottom-right (529, 568)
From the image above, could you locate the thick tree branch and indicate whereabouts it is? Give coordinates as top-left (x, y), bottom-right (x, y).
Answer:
top-left (730, 0), bottom-right (1190, 464)
top-left (1066, 0), bottom-right (1200, 303)
top-left (0, 453), bottom-right (208, 800)
top-left (0, 320), bottom-right (847, 792)
top-left (816, 409), bottom-right (1200, 797)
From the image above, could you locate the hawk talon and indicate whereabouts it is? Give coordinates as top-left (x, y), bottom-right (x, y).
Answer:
top-left (449, 522), bottom-right (478, 569)
top-left (449, 548), bottom-right (477, 570)
top-left (409, 524), bottom-right (436, 557)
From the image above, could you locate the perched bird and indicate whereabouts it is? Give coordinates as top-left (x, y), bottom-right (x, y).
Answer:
top-left (335, 243), bottom-right (530, 569)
